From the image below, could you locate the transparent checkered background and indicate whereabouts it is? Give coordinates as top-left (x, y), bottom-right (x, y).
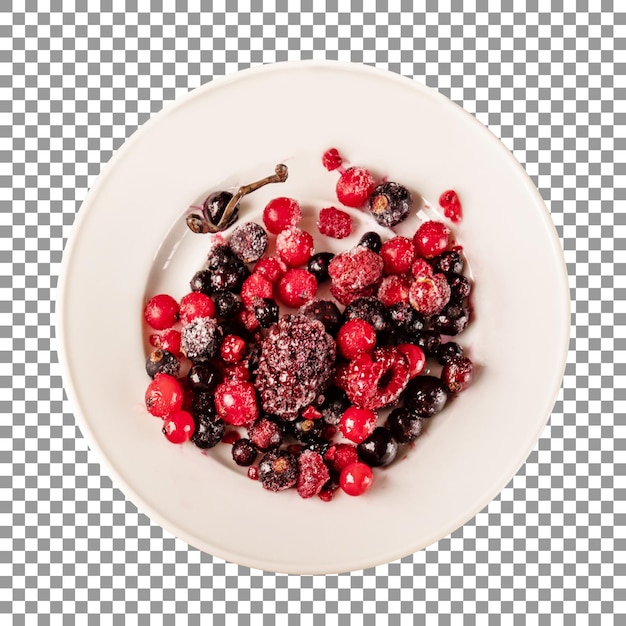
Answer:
top-left (2, 2), bottom-right (624, 622)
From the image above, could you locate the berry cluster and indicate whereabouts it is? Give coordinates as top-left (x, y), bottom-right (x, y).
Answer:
top-left (142, 150), bottom-right (473, 501)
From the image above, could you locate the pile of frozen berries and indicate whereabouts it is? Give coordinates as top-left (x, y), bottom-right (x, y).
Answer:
top-left (142, 149), bottom-right (474, 501)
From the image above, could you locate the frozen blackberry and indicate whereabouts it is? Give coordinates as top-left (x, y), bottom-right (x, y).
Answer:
top-left (320, 387), bottom-right (350, 426)
top-left (357, 427), bottom-right (399, 467)
top-left (253, 298), bottom-right (279, 328)
top-left (358, 231), bottom-right (383, 253)
top-left (446, 273), bottom-right (472, 300)
top-left (229, 222), bottom-right (268, 264)
top-left (300, 299), bottom-right (343, 336)
top-left (203, 191), bottom-right (239, 229)
top-left (307, 252), bottom-right (335, 283)
top-left (290, 417), bottom-right (325, 442)
top-left (231, 438), bottom-right (258, 466)
top-left (258, 449), bottom-right (299, 492)
top-left (254, 315), bottom-right (336, 420)
top-left (145, 349), bottom-right (180, 379)
top-left (187, 362), bottom-right (221, 392)
top-left (432, 251), bottom-right (464, 275)
top-left (436, 341), bottom-right (464, 365)
top-left (192, 413), bottom-right (225, 449)
top-left (386, 406), bottom-right (423, 443)
top-left (181, 316), bottom-right (219, 362)
top-left (413, 330), bottom-right (441, 358)
top-left (387, 302), bottom-right (425, 336)
top-left (431, 300), bottom-right (469, 336)
top-left (404, 375), bottom-right (448, 418)
top-left (368, 181), bottom-right (412, 227)
top-left (213, 292), bottom-right (242, 318)
top-left (343, 296), bottom-right (388, 333)
top-left (190, 269), bottom-right (213, 295)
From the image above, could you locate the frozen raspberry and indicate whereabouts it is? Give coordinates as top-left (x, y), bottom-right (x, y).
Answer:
top-left (317, 207), bottom-right (353, 239)
top-left (397, 343), bottom-right (426, 378)
top-left (413, 221), bottom-right (451, 259)
top-left (149, 329), bottom-right (182, 357)
top-left (328, 247), bottom-right (384, 293)
top-left (439, 189), bottom-right (462, 223)
top-left (336, 319), bottom-right (376, 360)
top-left (411, 258), bottom-right (434, 278)
top-left (322, 147), bottom-right (343, 171)
top-left (214, 380), bottom-right (259, 426)
top-left (342, 347), bottom-right (410, 410)
top-left (336, 166), bottom-right (375, 208)
top-left (162, 409), bottom-right (195, 444)
top-left (258, 449), bottom-right (299, 492)
top-left (240, 273), bottom-right (274, 308)
top-left (324, 443), bottom-right (359, 473)
top-left (339, 462), bottom-right (374, 496)
top-left (368, 181), bottom-right (412, 227)
top-left (276, 227), bottom-right (314, 267)
top-left (220, 334), bottom-right (247, 363)
top-left (145, 373), bottom-right (184, 418)
top-left (277, 269), bottom-right (318, 308)
top-left (297, 450), bottom-right (330, 499)
top-left (181, 316), bottom-right (219, 362)
top-left (380, 237), bottom-right (416, 275)
top-left (442, 356), bottom-right (474, 393)
top-left (254, 314), bottom-right (336, 421)
top-left (247, 416), bottom-right (284, 451)
top-left (253, 256), bottom-right (286, 284)
top-left (144, 294), bottom-right (179, 330)
top-left (339, 407), bottom-right (377, 444)
top-left (377, 274), bottom-right (412, 307)
top-left (179, 292), bottom-right (215, 324)
top-left (329, 284), bottom-right (376, 307)
top-left (408, 273), bottom-right (451, 317)
top-left (262, 197), bottom-right (302, 234)
top-left (229, 222), bottom-right (268, 263)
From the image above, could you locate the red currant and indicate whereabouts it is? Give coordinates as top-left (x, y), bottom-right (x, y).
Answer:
top-left (442, 356), bottom-right (474, 393)
top-left (144, 294), bottom-right (179, 330)
top-left (336, 319), bottom-right (376, 360)
top-left (220, 334), bottom-right (247, 363)
top-left (214, 380), bottom-right (259, 426)
top-left (339, 406), bottom-right (377, 444)
top-left (254, 256), bottom-right (286, 284)
top-left (339, 462), bottom-right (374, 496)
top-left (336, 167), bottom-right (375, 208)
top-left (263, 197), bottom-right (302, 234)
top-left (179, 292), bottom-right (215, 324)
top-left (380, 236), bottom-right (416, 275)
top-left (276, 227), bottom-right (314, 267)
top-left (413, 221), bottom-right (451, 259)
top-left (277, 269), bottom-right (318, 308)
top-left (397, 343), bottom-right (426, 378)
top-left (149, 329), bottom-right (182, 356)
top-left (145, 373), bottom-right (184, 418)
top-left (240, 273), bottom-right (274, 308)
top-left (162, 409), bottom-right (195, 444)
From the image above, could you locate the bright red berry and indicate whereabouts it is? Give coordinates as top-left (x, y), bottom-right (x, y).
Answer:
top-left (411, 258), bottom-right (433, 278)
top-left (220, 334), bottom-right (247, 363)
top-left (442, 356), bottom-right (474, 393)
top-left (439, 189), bottom-right (462, 223)
top-left (408, 273), bottom-right (451, 316)
top-left (144, 294), bottom-right (179, 330)
top-left (339, 406), bottom-right (377, 443)
top-left (214, 380), bottom-right (259, 426)
top-left (162, 409), bottom-right (195, 444)
top-left (276, 227), bottom-right (314, 267)
top-left (145, 373), bottom-right (184, 418)
top-left (247, 466), bottom-right (259, 480)
top-left (254, 256), bottom-right (286, 284)
top-left (380, 237), bottom-right (416, 275)
top-left (301, 405), bottom-right (323, 420)
top-left (397, 343), bottom-right (427, 378)
top-left (179, 292), bottom-right (215, 324)
top-left (317, 206), bottom-right (353, 239)
top-left (340, 462), bottom-right (374, 496)
top-left (324, 443), bottom-right (359, 473)
top-left (336, 167), bottom-right (375, 208)
top-left (322, 147), bottom-right (343, 171)
top-left (149, 329), bottom-right (182, 356)
top-left (277, 268), bottom-right (318, 308)
top-left (328, 247), bottom-right (384, 292)
top-left (297, 450), bottom-right (330, 499)
top-left (336, 319), bottom-right (377, 360)
top-left (377, 274), bottom-right (412, 307)
top-left (240, 273), bottom-right (274, 308)
top-left (263, 197), bottom-right (302, 234)
top-left (413, 221), bottom-right (451, 259)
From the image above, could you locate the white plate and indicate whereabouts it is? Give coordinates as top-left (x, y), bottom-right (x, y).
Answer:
top-left (57, 61), bottom-right (570, 574)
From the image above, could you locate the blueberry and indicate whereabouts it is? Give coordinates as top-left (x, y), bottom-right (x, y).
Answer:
top-left (413, 330), bottom-right (441, 358)
top-left (258, 450), bottom-right (299, 492)
top-left (343, 296), bottom-right (388, 333)
top-left (300, 299), bottom-right (343, 336)
top-left (231, 438), bottom-right (258, 466)
top-left (203, 191), bottom-right (239, 229)
top-left (192, 413), bottom-right (225, 449)
top-left (368, 182), bottom-right (412, 227)
top-left (446, 273), bottom-right (472, 300)
top-left (358, 231), bottom-right (383, 253)
top-left (253, 298), bottom-right (279, 328)
top-left (320, 387), bottom-right (350, 426)
top-left (213, 291), bottom-right (242, 318)
top-left (386, 407), bottom-right (423, 443)
top-left (307, 252), bottom-right (335, 283)
top-left (436, 341), bottom-right (464, 365)
top-left (432, 251), bottom-right (464, 275)
top-left (431, 301), bottom-right (469, 336)
top-left (187, 362), bottom-right (221, 392)
top-left (387, 302), bottom-right (425, 336)
top-left (145, 349), bottom-right (180, 379)
top-left (404, 376), bottom-right (448, 418)
top-left (357, 427), bottom-right (399, 467)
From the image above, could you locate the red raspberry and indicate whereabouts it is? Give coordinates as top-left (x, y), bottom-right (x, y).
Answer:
top-left (277, 268), bottom-right (317, 308)
top-left (328, 247), bottom-right (384, 292)
top-left (149, 329), bottom-right (182, 356)
top-left (339, 406), bottom-right (377, 443)
top-left (439, 189), bottom-right (462, 223)
top-left (220, 334), bottom-right (247, 363)
top-left (324, 443), bottom-right (359, 473)
top-left (380, 236), bottom-right (416, 275)
top-left (240, 273), bottom-right (273, 308)
top-left (301, 405), bottom-right (323, 420)
top-left (322, 147), bottom-right (343, 171)
top-left (397, 343), bottom-right (426, 378)
top-left (411, 258), bottom-right (433, 278)
top-left (413, 221), bottom-right (451, 258)
top-left (214, 380), bottom-right (259, 426)
top-left (340, 462), bottom-right (374, 496)
top-left (276, 226), bottom-right (314, 267)
top-left (144, 294), bottom-right (179, 330)
top-left (336, 319), bottom-right (376, 360)
top-left (254, 256), bottom-right (286, 284)
top-left (377, 274), bottom-right (412, 307)
top-left (179, 292), bottom-right (215, 324)
top-left (409, 273), bottom-right (451, 316)
top-left (262, 197), bottom-right (302, 234)
top-left (297, 450), bottom-right (330, 499)
top-left (317, 207), bottom-right (353, 239)
top-left (336, 167), bottom-right (375, 208)
top-left (247, 417), bottom-right (283, 451)
top-left (145, 373), bottom-right (184, 418)
top-left (442, 356), bottom-right (474, 393)
top-left (162, 409), bottom-right (195, 444)
top-left (329, 284), bottom-right (376, 307)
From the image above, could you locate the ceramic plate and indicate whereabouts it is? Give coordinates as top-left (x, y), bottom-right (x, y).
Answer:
top-left (57, 61), bottom-right (569, 574)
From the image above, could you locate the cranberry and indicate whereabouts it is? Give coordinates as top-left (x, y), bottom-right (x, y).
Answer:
top-left (336, 319), bottom-right (376, 360)
top-left (220, 334), bottom-right (247, 363)
top-left (277, 268), bottom-right (318, 308)
top-left (322, 147), bottom-right (343, 171)
top-left (377, 274), bottom-right (412, 307)
top-left (380, 236), bottom-right (416, 275)
top-left (145, 373), bottom-right (184, 418)
top-left (144, 294), bottom-right (179, 330)
top-left (276, 227), bottom-right (314, 267)
top-left (214, 380), bottom-right (259, 426)
top-left (336, 167), bottom-right (375, 208)
top-left (442, 356), bottom-right (474, 393)
top-left (413, 221), bottom-right (451, 259)
top-left (179, 292), bottom-right (215, 324)
top-left (262, 197), bottom-right (302, 234)
top-left (396, 343), bottom-right (426, 378)
top-left (339, 406), bottom-right (377, 444)
top-left (339, 462), bottom-right (374, 496)
top-left (439, 189), bottom-right (462, 223)
top-left (254, 256), bottom-right (286, 284)
top-left (240, 273), bottom-right (274, 308)
top-left (317, 206), bottom-right (353, 239)
top-left (408, 273), bottom-right (451, 317)
top-left (162, 409), bottom-right (195, 444)
top-left (149, 329), bottom-right (182, 356)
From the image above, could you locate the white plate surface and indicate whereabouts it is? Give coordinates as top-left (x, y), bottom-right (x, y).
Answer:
top-left (57, 61), bottom-right (569, 574)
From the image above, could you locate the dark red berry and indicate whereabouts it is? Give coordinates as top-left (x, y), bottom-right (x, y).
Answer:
top-left (187, 362), bottom-right (221, 392)
top-left (329, 284), bottom-right (376, 307)
top-left (247, 466), bottom-right (258, 480)
top-left (258, 450), bottom-right (299, 492)
top-left (431, 300), bottom-right (469, 335)
top-left (179, 292), bottom-right (215, 324)
top-left (441, 356), bottom-right (474, 393)
top-left (191, 413), bottom-right (225, 449)
top-left (432, 251), bottom-right (464, 275)
top-left (414, 330), bottom-right (441, 357)
top-left (144, 294), bottom-right (179, 330)
top-left (247, 416), bottom-right (284, 451)
top-left (439, 189), bottom-right (462, 223)
top-left (203, 191), bottom-right (238, 229)
top-left (447, 273), bottom-right (472, 300)
top-left (404, 375), bottom-right (448, 418)
top-left (262, 197), bottom-right (302, 234)
top-left (214, 380), bottom-right (259, 426)
top-left (386, 407), bottom-right (423, 443)
top-left (322, 147), bottom-right (343, 171)
top-left (145, 373), bottom-right (184, 418)
top-left (339, 462), bottom-right (374, 496)
top-left (413, 221), bottom-right (451, 259)
top-left (253, 298), bottom-right (279, 328)
top-left (299, 299), bottom-right (343, 336)
top-left (317, 207), bottom-right (353, 239)
top-left (222, 430), bottom-right (241, 444)
top-left (368, 181), bottom-right (412, 227)
top-left (297, 450), bottom-right (330, 499)
top-left (307, 252), bottom-right (335, 283)
top-left (213, 292), bottom-right (242, 319)
top-left (380, 236), bottom-right (416, 275)
top-left (277, 268), bottom-right (318, 308)
top-left (276, 227), bottom-right (314, 267)
top-left (229, 222), bottom-right (268, 264)
top-left (162, 410), bottom-right (195, 444)
top-left (437, 342), bottom-right (464, 365)
top-left (336, 319), bottom-right (376, 360)
top-left (343, 296), bottom-right (388, 333)
top-left (232, 438), bottom-right (258, 466)
top-left (181, 317), bottom-right (219, 362)
top-left (339, 407), bottom-right (377, 444)
top-left (336, 167), bottom-right (375, 208)
top-left (358, 231), bottom-right (383, 253)
top-left (220, 334), bottom-right (247, 363)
